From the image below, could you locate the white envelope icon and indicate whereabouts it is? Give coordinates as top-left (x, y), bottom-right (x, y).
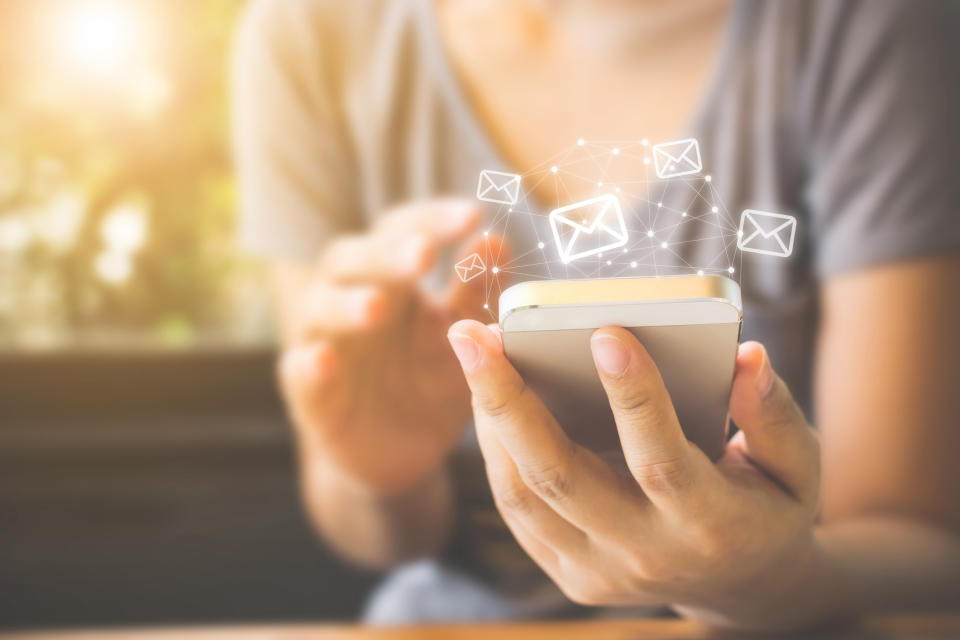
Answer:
top-left (737, 209), bottom-right (797, 258)
top-left (549, 194), bottom-right (628, 264)
top-left (652, 138), bottom-right (702, 179)
top-left (476, 169), bottom-right (521, 205)
top-left (454, 252), bottom-right (486, 282)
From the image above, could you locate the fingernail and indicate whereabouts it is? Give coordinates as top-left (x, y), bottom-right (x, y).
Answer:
top-left (755, 347), bottom-right (775, 397)
top-left (448, 333), bottom-right (481, 371)
top-left (591, 335), bottom-right (630, 376)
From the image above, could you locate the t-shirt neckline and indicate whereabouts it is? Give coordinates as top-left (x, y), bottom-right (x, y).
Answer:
top-left (414, 0), bottom-right (745, 178)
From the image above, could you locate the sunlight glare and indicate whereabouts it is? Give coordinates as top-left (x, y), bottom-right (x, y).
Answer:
top-left (57, 1), bottom-right (142, 78)
top-left (94, 249), bottom-right (133, 284)
top-left (101, 203), bottom-right (148, 253)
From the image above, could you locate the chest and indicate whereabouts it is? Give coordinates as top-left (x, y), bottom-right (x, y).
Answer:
top-left (437, 4), bottom-right (728, 202)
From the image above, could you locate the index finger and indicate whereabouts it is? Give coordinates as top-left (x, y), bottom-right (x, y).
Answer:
top-left (447, 320), bottom-right (644, 541)
top-left (591, 327), bottom-right (718, 508)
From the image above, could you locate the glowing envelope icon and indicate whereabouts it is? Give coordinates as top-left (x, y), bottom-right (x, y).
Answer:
top-left (549, 194), bottom-right (628, 264)
top-left (476, 170), bottom-right (521, 205)
top-left (737, 209), bottom-right (797, 258)
top-left (454, 252), bottom-right (486, 282)
top-left (652, 138), bottom-right (702, 179)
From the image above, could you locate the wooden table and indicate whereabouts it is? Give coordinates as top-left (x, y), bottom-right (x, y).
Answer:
top-left (4, 616), bottom-right (960, 640)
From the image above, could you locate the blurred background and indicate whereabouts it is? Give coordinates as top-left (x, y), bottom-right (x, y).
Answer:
top-left (0, 0), bottom-right (378, 630)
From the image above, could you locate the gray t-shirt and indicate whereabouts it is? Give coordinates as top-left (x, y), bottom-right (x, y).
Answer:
top-left (232, 0), bottom-right (960, 623)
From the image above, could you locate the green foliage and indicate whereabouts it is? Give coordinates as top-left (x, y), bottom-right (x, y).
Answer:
top-left (0, 0), bottom-right (267, 348)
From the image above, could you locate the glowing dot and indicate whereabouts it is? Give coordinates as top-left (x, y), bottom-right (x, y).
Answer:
top-left (661, 241), bottom-right (668, 249)
top-left (737, 230), bottom-right (744, 237)
top-left (538, 241), bottom-right (544, 249)
top-left (577, 138), bottom-right (585, 146)
top-left (657, 202), bottom-right (662, 208)
top-left (483, 231), bottom-right (489, 236)
top-left (697, 270), bottom-right (704, 276)
top-left (597, 181), bottom-right (603, 187)
top-left (630, 261), bottom-right (637, 268)
top-left (641, 138), bottom-right (649, 146)
top-left (711, 206), bottom-right (719, 213)
top-left (643, 157), bottom-right (651, 165)
top-left (492, 266), bottom-right (499, 274)
top-left (622, 248), bottom-right (628, 253)
top-left (705, 175), bottom-right (712, 182)
top-left (483, 303), bottom-right (489, 309)
top-left (508, 208), bottom-right (513, 213)
top-left (101, 204), bottom-right (147, 253)
top-left (647, 230), bottom-right (654, 238)
top-left (612, 148), bottom-right (620, 155)
top-left (94, 250), bottom-right (132, 284)
top-left (551, 166), bottom-right (558, 173)
top-left (606, 260), bottom-right (612, 265)
top-left (598, 252), bottom-right (603, 257)
top-left (0, 217), bottom-right (31, 252)
top-left (682, 212), bottom-right (688, 217)
top-left (728, 266), bottom-right (735, 274)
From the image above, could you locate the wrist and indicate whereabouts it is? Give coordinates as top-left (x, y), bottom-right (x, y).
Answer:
top-left (677, 532), bottom-right (855, 631)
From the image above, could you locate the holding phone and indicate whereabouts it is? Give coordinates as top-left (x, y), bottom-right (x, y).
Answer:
top-left (498, 276), bottom-right (742, 463)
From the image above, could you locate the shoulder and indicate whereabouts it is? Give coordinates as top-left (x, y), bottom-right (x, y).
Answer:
top-left (768, 0), bottom-right (959, 80)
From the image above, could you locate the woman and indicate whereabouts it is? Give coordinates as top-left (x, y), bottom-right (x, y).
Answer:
top-left (232, 0), bottom-right (960, 629)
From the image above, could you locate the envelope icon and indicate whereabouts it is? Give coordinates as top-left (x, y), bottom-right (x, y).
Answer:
top-left (737, 209), bottom-right (797, 258)
top-left (454, 252), bottom-right (486, 283)
top-left (549, 194), bottom-right (628, 264)
top-left (476, 169), bottom-right (521, 205)
top-left (652, 138), bottom-right (702, 179)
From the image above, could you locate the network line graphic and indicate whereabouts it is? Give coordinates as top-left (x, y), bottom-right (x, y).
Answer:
top-left (463, 137), bottom-right (768, 320)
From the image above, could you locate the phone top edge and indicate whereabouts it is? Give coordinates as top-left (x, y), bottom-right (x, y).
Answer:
top-left (498, 276), bottom-right (743, 326)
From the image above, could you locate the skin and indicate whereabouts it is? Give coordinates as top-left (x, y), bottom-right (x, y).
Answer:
top-left (276, 199), bottom-right (509, 567)
top-left (446, 259), bottom-right (960, 629)
top-left (271, 0), bottom-right (960, 628)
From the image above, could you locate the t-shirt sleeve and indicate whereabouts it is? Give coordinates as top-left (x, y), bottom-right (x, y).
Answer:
top-left (803, 0), bottom-right (960, 276)
top-left (231, 0), bottom-right (359, 259)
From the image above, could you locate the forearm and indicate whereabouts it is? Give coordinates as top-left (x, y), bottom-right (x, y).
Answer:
top-left (814, 516), bottom-right (960, 612)
top-left (680, 516), bottom-right (960, 631)
top-left (297, 439), bottom-right (456, 570)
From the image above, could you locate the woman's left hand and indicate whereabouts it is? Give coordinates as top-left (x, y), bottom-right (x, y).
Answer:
top-left (447, 321), bottom-right (823, 627)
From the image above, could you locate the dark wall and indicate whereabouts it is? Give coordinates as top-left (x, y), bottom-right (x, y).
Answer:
top-left (0, 350), bottom-right (379, 630)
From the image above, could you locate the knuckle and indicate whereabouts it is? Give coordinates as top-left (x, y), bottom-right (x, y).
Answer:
top-left (521, 463), bottom-right (570, 501)
top-left (628, 551), bottom-right (674, 584)
top-left (609, 382), bottom-right (656, 415)
top-left (475, 380), bottom-right (528, 420)
top-left (693, 519), bottom-right (738, 562)
top-left (492, 477), bottom-right (533, 516)
top-left (631, 456), bottom-right (692, 493)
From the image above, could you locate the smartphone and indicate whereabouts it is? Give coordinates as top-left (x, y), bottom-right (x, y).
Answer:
top-left (498, 276), bottom-right (742, 463)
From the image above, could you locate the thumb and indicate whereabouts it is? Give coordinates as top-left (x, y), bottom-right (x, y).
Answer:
top-left (728, 342), bottom-right (819, 505)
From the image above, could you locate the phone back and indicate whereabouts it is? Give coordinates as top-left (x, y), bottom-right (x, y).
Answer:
top-left (503, 320), bottom-right (738, 463)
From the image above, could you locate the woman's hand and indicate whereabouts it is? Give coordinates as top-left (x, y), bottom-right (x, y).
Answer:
top-left (278, 200), bottom-right (505, 496)
top-left (447, 321), bottom-right (824, 628)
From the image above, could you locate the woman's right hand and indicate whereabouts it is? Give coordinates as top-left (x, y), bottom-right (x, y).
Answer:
top-left (278, 199), bottom-right (503, 496)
